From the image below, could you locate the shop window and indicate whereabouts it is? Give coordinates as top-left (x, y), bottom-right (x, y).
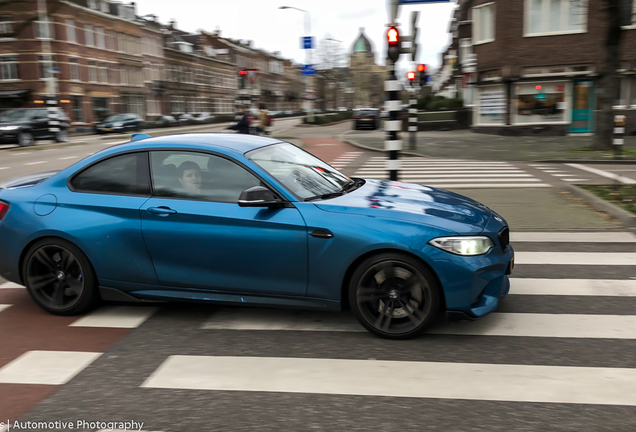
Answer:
top-left (526, 0), bottom-right (587, 35)
top-left (71, 96), bottom-right (83, 122)
top-left (477, 86), bottom-right (506, 125)
top-left (515, 82), bottom-right (567, 124)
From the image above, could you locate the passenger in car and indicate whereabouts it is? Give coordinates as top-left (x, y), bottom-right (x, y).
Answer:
top-left (177, 161), bottom-right (202, 195)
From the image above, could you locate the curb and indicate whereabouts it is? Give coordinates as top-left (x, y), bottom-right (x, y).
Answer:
top-left (562, 183), bottom-right (636, 228)
top-left (298, 119), bottom-right (352, 128)
top-left (533, 159), bottom-right (636, 164)
top-left (340, 136), bottom-right (439, 158)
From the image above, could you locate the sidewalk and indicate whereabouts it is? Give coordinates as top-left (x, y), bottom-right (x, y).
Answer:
top-left (341, 129), bottom-right (636, 162)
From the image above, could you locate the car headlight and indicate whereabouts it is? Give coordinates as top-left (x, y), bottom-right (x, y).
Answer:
top-left (0, 126), bottom-right (19, 131)
top-left (113, 122), bottom-right (123, 127)
top-left (429, 236), bottom-right (494, 256)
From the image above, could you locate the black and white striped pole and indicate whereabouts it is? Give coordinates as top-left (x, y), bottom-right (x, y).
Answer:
top-left (614, 114), bottom-right (625, 159)
top-left (386, 26), bottom-right (402, 181)
top-left (409, 83), bottom-right (418, 150)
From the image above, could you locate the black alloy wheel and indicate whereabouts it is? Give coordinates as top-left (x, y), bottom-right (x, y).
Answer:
top-left (18, 132), bottom-right (34, 147)
top-left (350, 253), bottom-right (440, 339)
top-left (23, 239), bottom-right (100, 315)
top-left (55, 129), bottom-right (69, 143)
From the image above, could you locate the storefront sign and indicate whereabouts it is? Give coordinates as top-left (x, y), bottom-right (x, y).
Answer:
top-left (480, 90), bottom-right (506, 115)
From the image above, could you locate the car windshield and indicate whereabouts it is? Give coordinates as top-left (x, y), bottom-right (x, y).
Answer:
top-left (104, 114), bottom-right (127, 122)
top-left (247, 142), bottom-right (355, 201)
top-left (0, 109), bottom-right (30, 121)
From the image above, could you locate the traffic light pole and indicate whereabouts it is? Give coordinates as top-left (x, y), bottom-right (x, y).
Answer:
top-left (409, 85), bottom-right (418, 150)
top-left (385, 63), bottom-right (401, 181)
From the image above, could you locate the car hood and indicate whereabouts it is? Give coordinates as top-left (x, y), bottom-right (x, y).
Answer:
top-left (313, 179), bottom-right (492, 234)
top-left (0, 171), bottom-right (59, 190)
top-left (0, 120), bottom-right (28, 127)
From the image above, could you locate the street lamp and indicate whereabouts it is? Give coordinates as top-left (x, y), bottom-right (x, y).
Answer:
top-left (279, 6), bottom-right (314, 122)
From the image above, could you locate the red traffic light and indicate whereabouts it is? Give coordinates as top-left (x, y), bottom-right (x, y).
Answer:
top-left (387, 27), bottom-right (399, 44)
top-left (407, 71), bottom-right (415, 81)
top-left (417, 64), bottom-right (427, 72)
top-left (238, 70), bottom-right (247, 75)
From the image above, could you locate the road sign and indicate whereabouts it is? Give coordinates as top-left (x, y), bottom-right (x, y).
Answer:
top-left (49, 67), bottom-right (60, 74)
top-left (301, 36), bottom-right (314, 49)
top-left (302, 64), bottom-right (315, 75)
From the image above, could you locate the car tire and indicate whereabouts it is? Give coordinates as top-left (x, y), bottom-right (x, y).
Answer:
top-left (22, 238), bottom-right (101, 316)
top-left (55, 129), bottom-right (69, 143)
top-left (349, 252), bottom-right (440, 339)
top-left (18, 132), bottom-right (34, 147)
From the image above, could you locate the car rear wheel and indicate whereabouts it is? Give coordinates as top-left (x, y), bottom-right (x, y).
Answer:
top-left (18, 132), bottom-right (34, 147)
top-left (349, 252), bottom-right (440, 339)
top-left (55, 129), bottom-right (69, 143)
top-left (23, 239), bottom-right (100, 315)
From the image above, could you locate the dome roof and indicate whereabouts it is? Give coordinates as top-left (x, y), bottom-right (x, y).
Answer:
top-left (352, 27), bottom-right (374, 54)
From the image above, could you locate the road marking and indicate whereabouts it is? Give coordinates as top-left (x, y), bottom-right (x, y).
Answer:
top-left (0, 350), bottom-right (101, 385)
top-left (58, 156), bottom-right (78, 160)
top-left (142, 355), bottom-right (636, 406)
top-left (413, 183), bottom-right (552, 188)
top-left (511, 278), bottom-right (636, 296)
top-left (511, 232), bottom-right (636, 242)
top-left (567, 163), bottom-right (636, 184)
top-left (0, 282), bottom-right (24, 289)
top-left (515, 252), bottom-right (636, 265)
top-left (69, 306), bottom-right (158, 328)
top-left (24, 161), bottom-right (48, 166)
top-left (0, 167), bottom-right (9, 170)
top-left (358, 174), bottom-right (535, 179)
top-left (433, 313), bottom-right (636, 339)
top-left (0, 304), bottom-right (11, 313)
top-left (356, 169), bottom-right (526, 175)
top-left (202, 308), bottom-right (365, 332)
top-left (564, 178), bottom-right (588, 181)
top-left (10, 152), bottom-right (28, 156)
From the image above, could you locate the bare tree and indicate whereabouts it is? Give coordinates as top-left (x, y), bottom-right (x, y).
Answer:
top-left (595, 0), bottom-right (634, 150)
top-left (315, 34), bottom-right (346, 71)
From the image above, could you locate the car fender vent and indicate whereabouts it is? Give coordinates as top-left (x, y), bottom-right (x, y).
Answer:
top-left (498, 227), bottom-right (510, 252)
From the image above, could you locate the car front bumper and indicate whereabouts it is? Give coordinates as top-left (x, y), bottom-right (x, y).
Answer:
top-left (421, 243), bottom-right (514, 320)
top-left (0, 132), bottom-right (19, 144)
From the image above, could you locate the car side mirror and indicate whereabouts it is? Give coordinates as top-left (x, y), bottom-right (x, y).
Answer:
top-left (238, 186), bottom-right (284, 208)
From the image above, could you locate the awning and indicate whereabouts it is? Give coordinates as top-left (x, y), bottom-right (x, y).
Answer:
top-left (0, 89), bottom-right (31, 98)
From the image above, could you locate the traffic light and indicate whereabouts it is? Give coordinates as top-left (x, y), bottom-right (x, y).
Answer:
top-left (238, 70), bottom-right (246, 89)
top-left (407, 71), bottom-right (415, 86)
top-left (417, 64), bottom-right (428, 86)
top-left (387, 26), bottom-right (401, 63)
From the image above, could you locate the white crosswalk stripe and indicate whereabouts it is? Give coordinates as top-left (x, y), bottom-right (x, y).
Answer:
top-left (129, 230), bottom-right (636, 413)
top-left (354, 157), bottom-right (550, 188)
top-left (329, 151), bottom-right (363, 170)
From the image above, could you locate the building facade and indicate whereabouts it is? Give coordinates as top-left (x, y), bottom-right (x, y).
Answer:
top-left (439, 0), bottom-right (636, 135)
top-left (349, 28), bottom-right (385, 109)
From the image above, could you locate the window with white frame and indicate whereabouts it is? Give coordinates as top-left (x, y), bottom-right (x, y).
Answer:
top-left (88, 0), bottom-right (97, 9)
top-left (69, 57), bottom-right (80, 81)
top-left (96, 27), bottom-right (105, 48)
top-left (39, 54), bottom-right (54, 79)
top-left (120, 65), bottom-right (128, 85)
top-left (99, 62), bottom-right (108, 83)
top-left (99, 0), bottom-right (109, 13)
top-left (65, 19), bottom-right (76, 43)
top-left (34, 19), bottom-right (53, 39)
top-left (0, 55), bottom-right (18, 80)
top-left (473, 3), bottom-right (495, 44)
top-left (0, 16), bottom-right (14, 35)
top-left (614, 76), bottom-right (629, 107)
top-left (109, 67), bottom-right (118, 84)
top-left (88, 60), bottom-right (97, 82)
top-left (85, 25), bottom-right (94, 46)
top-left (526, 0), bottom-right (587, 35)
top-left (117, 33), bottom-right (125, 52)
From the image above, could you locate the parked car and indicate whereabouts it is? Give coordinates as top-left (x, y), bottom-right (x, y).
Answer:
top-left (0, 133), bottom-right (513, 339)
top-left (95, 113), bottom-right (143, 134)
top-left (0, 108), bottom-right (70, 146)
top-left (338, 107), bottom-right (348, 112)
top-left (283, 110), bottom-right (294, 115)
top-left (353, 108), bottom-right (380, 130)
top-left (194, 112), bottom-right (214, 124)
top-left (151, 115), bottom-right (177, 128)
top-left (177, 113), bottom-right (196, 125)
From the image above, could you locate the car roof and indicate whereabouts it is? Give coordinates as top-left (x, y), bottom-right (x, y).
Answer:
top-left (112, 133), bottom-right (283, 155)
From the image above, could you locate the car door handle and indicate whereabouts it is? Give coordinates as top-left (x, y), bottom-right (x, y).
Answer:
top-left (147, 206), bottom-right (177, 216)
top-left (310, 228), bottom-right (334, 239)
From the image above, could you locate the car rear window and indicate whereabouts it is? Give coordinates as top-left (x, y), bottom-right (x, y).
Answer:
top-left (70, 152), bottom-right (150, 196)
top-left (359, 110), bottom-right (378, 117)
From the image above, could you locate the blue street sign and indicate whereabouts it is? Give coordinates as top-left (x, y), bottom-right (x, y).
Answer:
top-left (399, 0), bottom-right (451, 3)
top-left (301, 36), bottom-right (314, 49)
top-left (49, 67), bottom-right (60, 74)
top-left (302, 64), bottom-right (315, 75)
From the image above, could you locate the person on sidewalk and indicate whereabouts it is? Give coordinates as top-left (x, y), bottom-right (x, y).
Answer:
top-left (259, 104), bottom-right (271, 136)
top-left (227, 112), bottom-right (263, 135)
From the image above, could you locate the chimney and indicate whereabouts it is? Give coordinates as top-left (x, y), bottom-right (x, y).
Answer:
top-left (169, 19), bottom-right (177, 29)
top-left (215, 26), bottom-right (221, 36)
top-left (249, 40), bottom-right (253, 47)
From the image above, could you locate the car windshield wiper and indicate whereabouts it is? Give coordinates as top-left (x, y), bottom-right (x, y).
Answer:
top-left (342, 178), bottom-right (361, 193)
top-left (304, 191), bottom-right (346, 202)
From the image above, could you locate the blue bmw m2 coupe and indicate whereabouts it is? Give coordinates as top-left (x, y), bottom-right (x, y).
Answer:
top-left (0, 133), bottom-right (514, 339)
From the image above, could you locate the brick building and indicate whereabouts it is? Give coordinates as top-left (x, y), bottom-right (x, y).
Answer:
top-left (439, 0), bottom-right (636, 135)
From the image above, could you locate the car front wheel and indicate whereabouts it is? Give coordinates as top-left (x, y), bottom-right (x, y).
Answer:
top-left (23, 238), bottom-right (100, 315)
top-left (18, 132), bottom-right (34, 147)
top-left (349, 252), bottom-right (440, 339)
top-left (55, 129), bottom-right (69, 143)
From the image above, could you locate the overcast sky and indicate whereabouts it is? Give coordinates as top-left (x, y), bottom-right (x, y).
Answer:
top-left (133, 0), bottom-right (457, 73)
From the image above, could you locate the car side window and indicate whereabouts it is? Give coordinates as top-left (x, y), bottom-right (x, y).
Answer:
top-left (70, 152), bottom-right (150, 195)
top-left (150, 151), bottom-right (261, 203)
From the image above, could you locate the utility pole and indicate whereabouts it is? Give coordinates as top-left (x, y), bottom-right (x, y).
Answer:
top-left (37, 0), bottom-right (61, 141)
